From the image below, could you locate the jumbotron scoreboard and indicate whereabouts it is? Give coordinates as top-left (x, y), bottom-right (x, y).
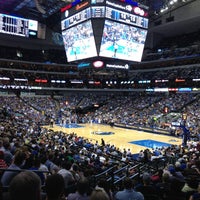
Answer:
top-left (0, 13), bottom-right (38, 37)
top-left (61, 0), bottom-right (149, 62)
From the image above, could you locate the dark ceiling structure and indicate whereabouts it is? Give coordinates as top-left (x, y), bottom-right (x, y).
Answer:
top-left (0, 0), bottom-right (67, 22)
top-left (0, 0), bottom-right (167, 24)
top-left (0, 0), bottom-right (71, 31)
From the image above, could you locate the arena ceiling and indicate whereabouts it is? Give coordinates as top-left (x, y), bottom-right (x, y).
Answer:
top-left (0, 0), bottom-right (169, 24)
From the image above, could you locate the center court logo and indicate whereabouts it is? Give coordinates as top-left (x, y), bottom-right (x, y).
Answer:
top-left (91, 131), bottom-right (114, 135)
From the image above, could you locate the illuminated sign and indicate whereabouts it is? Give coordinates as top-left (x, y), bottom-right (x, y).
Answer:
top-left (93, 60), bottom-right (104, 68)
top-left (106, 0), bottom-right (148, 17)
top-left (193, 79), bottom-right (200, 82)
top-left (14, 78), bottom-right (28, 81)
top-left (133, 7), bottom-right (145, 16)
top-left (0, 85), bottom-right (42, 90)
top-left (106, 0), bottom-right (129, 10)
top-left (61, 4), bottom-right (72, 12)
top-left (155, 79), bottom-right (169, 83)
top-left (0, 77), bottom-right (10, 80)
top-left (94, 81), bottom-right (101, 85)
top-left (91, 0), bottom-right (105, 4)
top-left (61, 0), bottom-right (90, 12)
top-left (178, 88), bottom-right (192, 92)
top-left (51, 80), bottom-right (66, 83)
top-left (193, 88), bottom-right (200, 91)
top-left (175, 78), bottom-right (185, 82)
top-left (168, 88), bottom-right (178, 92)
top-left (138, 80), bottom-right (151, 83)
top-left (106, 63), bottom-right (129, 69)
top-left (154, 88), bottom-right (168, 92)
top-left (146, 88), bottom-right (154, 92)
top-left (78, 62), bottom-right (91, 69)
top-left (70, 80), bottom-right (83, 84)
top-left (35, 79), bottom-right (48, 83)
top-left (75, 1), bottom-right (90, 11)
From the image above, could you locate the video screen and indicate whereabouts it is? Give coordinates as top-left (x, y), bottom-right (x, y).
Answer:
top-left (28, 19), bottom-right (38, 38)
top-left (62, 20), bottom-right (97, 62)
top-left (0, 13), bottom-right (39, 38)
top-left (99, 19), bottom-right (147, 62)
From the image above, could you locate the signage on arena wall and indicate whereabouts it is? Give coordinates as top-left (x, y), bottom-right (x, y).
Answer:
top-left (168, 88), bottom-right (178, 92)
top-left (78, 62), bottom-right (91, 69)
top-left (93, 60), bottom-right (104, 68)
top-left (61, 0), bottom-right (148, 16)
top-left (106, 63), bottom-right (129, 70)
top-left (193, 88), bottom-right (200, 91)
top-left (154, 88), bottom-right (168, 92)
top-left (178, 88), bottom-right (192, 92)
top-left (107, 0), bottom-right (148, 16)
top-left (75, 1), bottom-right (90, 11)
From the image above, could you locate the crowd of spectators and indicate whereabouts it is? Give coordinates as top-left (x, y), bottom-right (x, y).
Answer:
top-left (0, 93), bottom-right (200, 200)
top-left (0, 92), bottom-right (199, 135)
top-left (75, 92), bottom-right (199, 136)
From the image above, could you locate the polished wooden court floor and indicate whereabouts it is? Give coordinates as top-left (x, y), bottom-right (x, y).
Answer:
top-left (46, 123), bottom-right (182, 154)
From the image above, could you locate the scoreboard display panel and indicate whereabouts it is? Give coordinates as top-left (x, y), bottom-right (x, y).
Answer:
top-left (105, 6), bottom-right (148, 29)
top-left (91, 6), bottom-right (105, 18)
top-left (61, 7), bottom-right (91, 30)
top-left (61, 5), bottom-right (148, 31)
top-left (61, 6), bottom-right (105, 30)
top-left (0, 13), bottom-right (38, 37)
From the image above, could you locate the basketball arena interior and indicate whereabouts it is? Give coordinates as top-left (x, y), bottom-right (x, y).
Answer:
top-left (0, 0), bottom-right (200, 200)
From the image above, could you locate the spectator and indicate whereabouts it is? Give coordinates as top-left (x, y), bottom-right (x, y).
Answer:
top-left (165, 178), bottom-right (186, 200)
top-left (189, 183), bottom-right (200, 200)
top-left (97, 178), bottom-right (113, 200)
top-left (9, 171), bottom-right (41, 200)
top-left (156, 172), bottom-right (171, 200)
top-left (115, 177), bottom-right (144, 200)
top-left (182, 176), bottom-right (198, 199)
top-left (57, 160), bottom-right (75, 195)
top-left (1, 150), bottom-right (26, 187)
top-left (90, 187), bottom-right (110, 200)
top-left (45, 174), bottom-right (65, 200)
top-left (0, 151), bottom-right (8, 169)
top-left (135, 172), bottom-right (158, 200)
top-left (67, 177), bottom-right (90, 200)
top-left (3, 141), bottom-right (13, 166)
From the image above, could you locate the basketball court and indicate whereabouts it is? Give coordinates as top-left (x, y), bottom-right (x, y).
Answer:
top-left (45, 123), bottom-right (182, 154)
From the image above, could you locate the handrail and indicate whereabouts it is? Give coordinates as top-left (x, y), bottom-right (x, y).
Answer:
top-left (114, 175), bottom-right (126, 185)
top-left (0, 168), bottom-right (50, 175)
top-left (94, 165), bottom-right (116, 179)
top-left (113, 165), bottom-right (128, 175)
